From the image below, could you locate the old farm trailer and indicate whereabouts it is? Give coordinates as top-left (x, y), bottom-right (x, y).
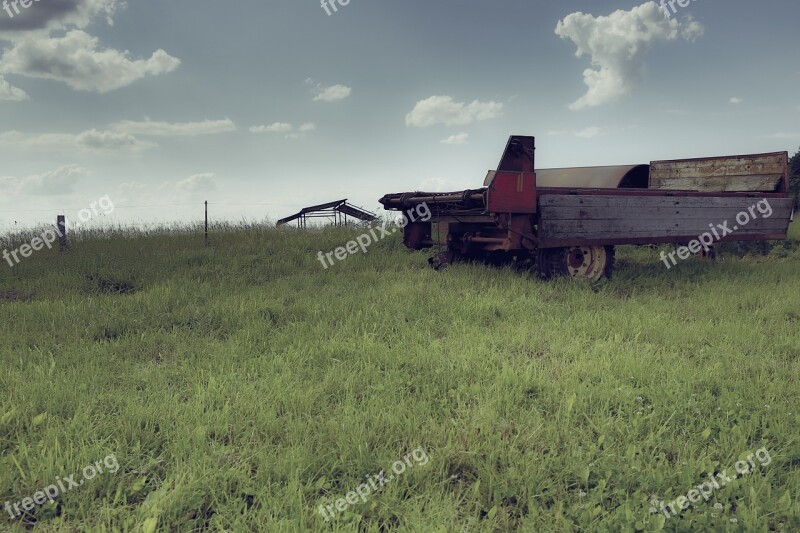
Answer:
top-left (379, 136), bottom-right (794, 280)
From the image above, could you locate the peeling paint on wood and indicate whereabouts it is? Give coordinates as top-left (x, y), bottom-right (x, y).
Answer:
top-left (650, 153), bottom-right (787, 192)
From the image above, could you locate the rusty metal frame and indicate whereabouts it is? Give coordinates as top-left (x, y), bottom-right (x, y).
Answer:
top-left (380, 135), bottom-right (793, 262)
top-left (277, 199), bottom-right (377, 228)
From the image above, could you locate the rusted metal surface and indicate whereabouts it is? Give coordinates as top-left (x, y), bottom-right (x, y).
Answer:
top-left (380, 135), bottom-right (794, 278)
top-left (277, 199), bottom-right (377, 227)
top-left (464, 236), bottom-right (506, 244)
top-left (381, 138), bottom-right (532, 219)
top-left (402, 221), bottom-right (431, 250)
top-left (379, 191), bottom-right (484, 208)
top-left (486, 171), bottom-right (536, 213)
top-left (483, 165), bottom-right (648, 188)
top-left (529, 165), bottom-right (649, 189)
top-left (497, 135), bottom-right (535, 173)
top-left (565, 246), bottom-right (610, 281)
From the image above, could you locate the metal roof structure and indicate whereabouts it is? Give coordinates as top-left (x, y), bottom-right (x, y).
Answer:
top-left (276, 199), bottom-right (378, 228)
top-left (483, 165), bottom-right (650, 189)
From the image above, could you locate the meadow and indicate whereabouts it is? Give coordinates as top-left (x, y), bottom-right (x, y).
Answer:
top-left (1, 221), bottom-right (799, 532)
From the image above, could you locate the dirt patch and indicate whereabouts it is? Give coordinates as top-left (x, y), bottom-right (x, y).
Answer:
top-left (0, 291), bottom-right (20, 302)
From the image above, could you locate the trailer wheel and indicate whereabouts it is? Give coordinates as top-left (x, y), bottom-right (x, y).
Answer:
top-left (604, 246), bottom-right (616, 279)
top-left (535, 248), bottom-right (564, 280)
top-left (537, 246), bottom-right (614, 281)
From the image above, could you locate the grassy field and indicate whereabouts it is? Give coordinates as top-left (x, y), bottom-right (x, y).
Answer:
top-left (1, 221), bottom-right (799, 532)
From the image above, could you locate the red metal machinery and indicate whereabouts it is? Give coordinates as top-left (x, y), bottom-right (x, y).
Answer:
top-left (379, 136), bottom-right (793, 280)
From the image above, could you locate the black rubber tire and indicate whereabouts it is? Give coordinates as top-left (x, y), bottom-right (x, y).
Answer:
top-left (535, 248), bottom-right (567, 280)
top-left (604, 245), bottom-right (616, 280)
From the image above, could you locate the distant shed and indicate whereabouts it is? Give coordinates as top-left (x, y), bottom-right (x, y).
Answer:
top-left (276, 199), bottom-right (378, 228)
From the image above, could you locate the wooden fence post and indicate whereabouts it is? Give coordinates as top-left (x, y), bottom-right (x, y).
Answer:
top-left (204, 201), bottom-right (209, 246)
top-left (57, 215), bottom-right (68, 252)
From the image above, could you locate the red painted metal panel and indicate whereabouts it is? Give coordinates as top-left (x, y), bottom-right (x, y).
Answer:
top-left (487, 172), bottom-right (536, 213)
top-left (497, 136), bottom-right (535, 173)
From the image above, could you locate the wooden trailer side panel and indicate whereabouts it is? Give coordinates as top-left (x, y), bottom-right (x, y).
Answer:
top-left (538, 195), bottom-right (794, 246)
top-left (649, 152), bottom-right (788, 192)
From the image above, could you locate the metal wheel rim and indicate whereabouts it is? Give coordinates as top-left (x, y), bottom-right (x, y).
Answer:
top-left (565, 246), bottom-right (607, 281)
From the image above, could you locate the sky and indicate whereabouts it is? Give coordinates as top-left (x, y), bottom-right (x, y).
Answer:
top-left (0, 0), bottom-right (798, 231)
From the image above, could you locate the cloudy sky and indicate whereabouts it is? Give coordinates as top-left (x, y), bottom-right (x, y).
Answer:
top-left (0, 0), bottom-right (798, 230)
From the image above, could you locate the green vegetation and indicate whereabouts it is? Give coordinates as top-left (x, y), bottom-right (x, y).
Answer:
top-left (1, 222), bottom-right (799, 532)
top-left (790, 148), bottom-right (800, 208)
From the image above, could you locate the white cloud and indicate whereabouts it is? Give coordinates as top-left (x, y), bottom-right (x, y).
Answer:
top-left (250, 122), bottom-right (293, 133)
top-left (0, 175), bottom-right (17, 189)
top-left (0, 130), bottom-right (75, 148)
top-left (176, 173), bottom-right (217, 193)
top-left (113, 118), bottom-right (236, 137)
top-left (0, 30), bottom-right (180, 93)
top-left (116, 181), bottom-right (147, 195)
top-left (0, 75), bottom-right (28, 101)
top-left (680, 19), bottom-right (704, 41)
top-left (313, 84), bottom-right (351, 102)
top-left (0, 129), bottom-right (152, 151)
top-left (574, 126), bottom-right (601, 138)
top-left (547, 128), bottom-right (601, 138)
top-left (0, 2), bottom-right (179, 95)
top-left (0, 165), bottom-right (86, 196)
top-left (441, 133), bottom-right (469, 145)
top-left (406, 96), bottom-right (503, 127)
top-left (250, 122), bottom-right (315, 137)
top-left (22, 165), bottom-right (85, 195)
top-left (0, 0), bottom-right (122, 36)
top-left (417, 177), bottom-right (466, 192)
top-left (729, 97), bottom-right (743, 104)
top-left (767, 132), bottom-right (800, 139)
top-left (76, 129), bottom-right (152, 151)
top-left (555, 2), bottom-right (704, 110)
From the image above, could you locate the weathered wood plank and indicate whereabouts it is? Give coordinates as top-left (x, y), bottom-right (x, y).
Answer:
top-left (539, 234), bottom-right (789, 248)
top-left (539, 194), bottom-right (792, 210)
top-left (649, 152), bottom-right (787, 192)
top-left (540, 216), bottom-right (787, 235)
top-left (541, 205), bottom-right (794, 221)
top-left (651, 160), bottom-right (785, 178)
top-left (651, 153), bottom-right (784, 170)
top-left (538, 194), bottom-right (793, 241)
top-left (539, 223), bottom-right (789, 240)
top-left (649, 175), bottom-right (782, 192)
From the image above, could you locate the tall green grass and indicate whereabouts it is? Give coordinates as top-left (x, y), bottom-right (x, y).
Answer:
top-left (1, 222), bottom-right (799, 532)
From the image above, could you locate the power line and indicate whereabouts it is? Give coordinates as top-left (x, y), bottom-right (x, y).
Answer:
top-left (0, 201), bottom-right (310, 214)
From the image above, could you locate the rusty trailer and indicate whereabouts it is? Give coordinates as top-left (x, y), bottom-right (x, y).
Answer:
top-left (379, 136), bottom-right (794, 280)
